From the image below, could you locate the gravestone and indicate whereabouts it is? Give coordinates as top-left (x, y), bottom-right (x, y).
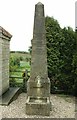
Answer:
top-left (26, 2), bottom-right (51, 116)
top-left (0, 26), bottom-right (12, 96)
top-left (0, 26), bottom-right (20, 105)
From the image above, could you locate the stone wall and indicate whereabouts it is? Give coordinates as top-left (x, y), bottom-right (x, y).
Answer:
top-left (0, 26), bottom-right (12, 96)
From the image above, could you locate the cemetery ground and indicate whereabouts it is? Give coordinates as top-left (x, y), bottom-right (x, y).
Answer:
top-left (0, 93), bottom-right (76, 118)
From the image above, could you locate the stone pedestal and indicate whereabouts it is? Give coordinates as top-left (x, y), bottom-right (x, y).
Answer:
top-left (0, 26), bottom-right (12, 96)
top-left (26, 2), bottom-right (51, 116)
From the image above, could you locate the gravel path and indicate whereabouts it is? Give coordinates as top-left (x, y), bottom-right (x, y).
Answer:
top-left (0, 93), bottom-right (76, 118)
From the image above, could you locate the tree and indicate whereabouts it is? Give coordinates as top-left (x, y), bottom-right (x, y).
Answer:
top-left (71, 29), bottom-right (77, 95)
top-left (45, 16), bottom-right (76, 95)
top-left (60, 27), bottom-right (76, 94)
top-left (45, 16), bottom-right (65, 91)
top-left (9, 56), bottom-right (20, 72)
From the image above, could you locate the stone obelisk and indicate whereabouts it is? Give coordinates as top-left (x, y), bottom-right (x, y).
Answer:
top-left (26, 2), bottom-right (50, 116)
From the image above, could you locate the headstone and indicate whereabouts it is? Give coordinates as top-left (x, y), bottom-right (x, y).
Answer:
top-left (0, 26), bottom-right (12, 96)
top-left (26, 2), bottom-right (51, 116)
top-left (0, 27), bottom-right (21, 106)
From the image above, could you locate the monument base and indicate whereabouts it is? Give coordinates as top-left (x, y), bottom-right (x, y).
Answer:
top-left (26, 96), bottom-right (50, 116)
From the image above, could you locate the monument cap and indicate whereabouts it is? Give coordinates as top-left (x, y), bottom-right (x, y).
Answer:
top-left (36, 2), bottom-right (44, 5)
top-left (35, 2), bottom-right (44, 18)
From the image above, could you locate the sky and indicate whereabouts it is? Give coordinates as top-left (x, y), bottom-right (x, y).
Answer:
top-left (0, 0), bottom-right (76, 51)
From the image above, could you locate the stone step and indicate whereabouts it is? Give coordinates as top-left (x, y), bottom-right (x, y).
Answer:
top-left (0, 87), bottom-right (21, 106)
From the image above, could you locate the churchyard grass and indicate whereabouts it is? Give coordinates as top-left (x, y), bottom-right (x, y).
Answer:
top-left (10, 52), bottom-right (30, 87)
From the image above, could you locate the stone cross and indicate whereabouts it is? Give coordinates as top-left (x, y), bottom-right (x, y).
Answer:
top-left (26, 2), bottom-right (51, 116)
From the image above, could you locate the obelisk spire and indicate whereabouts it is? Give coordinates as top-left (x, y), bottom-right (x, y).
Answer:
top-left (30, 1), bottom-right (47, 80)
top-left (33, 2), bottom-right (45, 33)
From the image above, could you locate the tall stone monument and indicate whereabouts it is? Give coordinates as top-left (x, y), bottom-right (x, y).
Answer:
top-left (0, 26), bottom-right (12, 96)
top-left (26, 2), bottom-right (50, 116)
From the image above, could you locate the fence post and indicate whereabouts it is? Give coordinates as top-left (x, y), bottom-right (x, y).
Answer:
top-left (22, 69), bottom-right (28, 92)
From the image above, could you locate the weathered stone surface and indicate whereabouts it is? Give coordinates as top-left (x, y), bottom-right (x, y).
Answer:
top-left (0, 87), bottom-right (21, 105)
top-left (26, 97), bottom-right (50, 116)
top-left (26, 2), bottom-right (50, 116)
top-left (0, 26), bottom-right (12, 96)
top-left (27, 79), bottom-right (50, 98)
top-left (0, 26), bottom-right (12, 39)
top-left (31, 2), bottom-right (47, 80)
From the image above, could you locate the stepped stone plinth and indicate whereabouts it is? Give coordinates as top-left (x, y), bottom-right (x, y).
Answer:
top-left (26, 2), bottom-right (51, 116)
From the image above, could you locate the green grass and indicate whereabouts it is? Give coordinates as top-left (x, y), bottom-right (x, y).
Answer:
top-left (10, 52), bottom-right (31, 61)
top-left (10, 61), bottom-right (30, 85)
top-left (10, 52), bottom-right (31, 87)
top-left (11, 61), bottom-right (30, 75)
top-left (20, 61), bottom-right (30, 70)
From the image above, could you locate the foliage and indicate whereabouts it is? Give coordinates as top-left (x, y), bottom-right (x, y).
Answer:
top-left (9, 56), bottom-right (20, 72)
top-left (45, 16), bottom-right (77, 95)
top-left (28, 46), bottom-right (32, 54)
top-left (9, 53), bottom-right (30, 91)
top-left (60, 27), bottom-right (76, 94)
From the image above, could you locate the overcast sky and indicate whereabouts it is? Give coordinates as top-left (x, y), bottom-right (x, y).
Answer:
top-left (0, 0), bottom-right (76, 51)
